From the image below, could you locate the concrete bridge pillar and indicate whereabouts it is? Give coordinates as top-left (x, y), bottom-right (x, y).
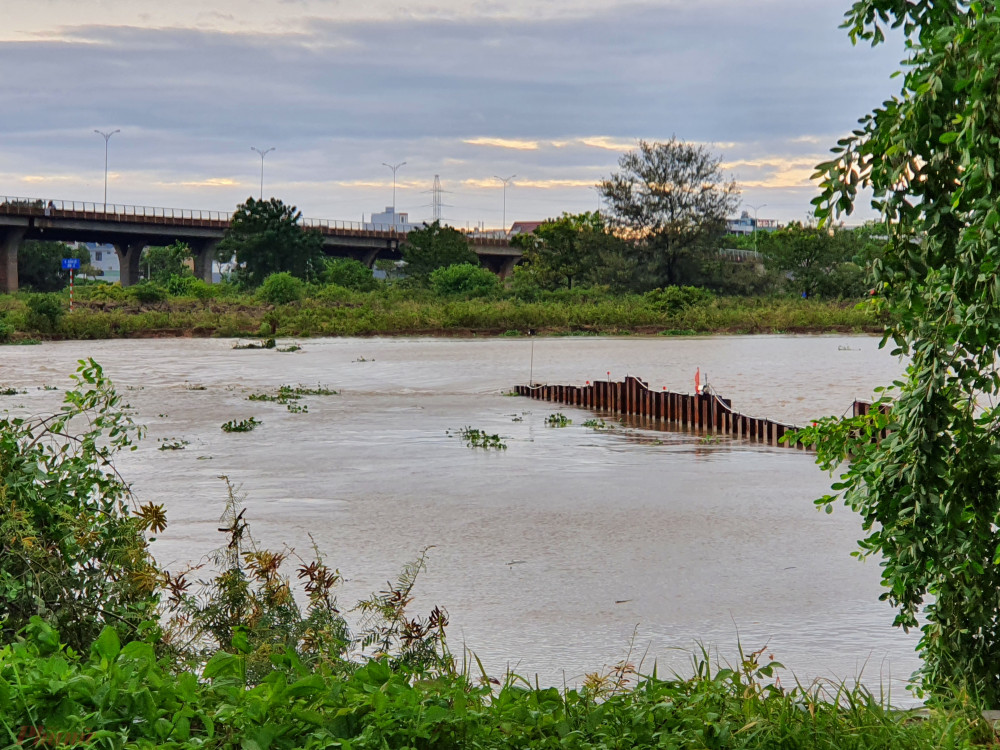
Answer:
top-left (360, 248), bottom-right (380, 268)
top-left (497, 257), bottom-right (517, 279)
top-left (190, 239), bottom-right (219, 283)
top-left (0, 227), bottom-right (25, 294)
top-left (114, 241), bottom-right (145, 287)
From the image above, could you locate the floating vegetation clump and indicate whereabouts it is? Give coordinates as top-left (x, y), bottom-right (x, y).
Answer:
top-left (289, 385), bottom-right (338, 396)
top-left (221, 417), bottom-right (261, 433)
top-left (546, 412), bottom-right (572, 427)
top-left (233, 338), bottom-right (276, 350)
top-left (582, 418), bottom-right (611, 430)
top-left (248, 384), bottom-right (337, 413)
top-left (449, 426), bottom-right (507, 450)
top-left (158, 438), bottom-right (190, 451)
top-left (277, 344), bottom-right (301, 352)
top-left (0, 387), bottom-right (26, 396)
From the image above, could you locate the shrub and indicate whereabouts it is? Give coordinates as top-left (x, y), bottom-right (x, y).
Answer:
top-left (0, 316), bottom-right (12, 342)
top-left (126, 281), bottom-right (168, 304)
top-left (507, 265), bottom-right (543, 302)
top-left (258, 272), bottom-right (305, 305)
top-left (165, 274), bottom-right (217, 299)
top-left (0, 359), bottom-right (161, 651)
top-left (323, 258), bottom-right (379, 291)
top-left (644, 285), bottom-right (714, 313)
top-left (429, 263), bottom-right (500, 298)
top-left (24, 293), bottom-right (64, 332)
top-left (79, 282), bottom-right (126, 302)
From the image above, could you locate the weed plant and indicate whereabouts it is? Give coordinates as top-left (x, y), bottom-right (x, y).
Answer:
top-left (221, 417), bottom-right (261, 433)
top-left (546, 412), bottom-right (572, 427)
top-left (450, 426), bottom-right (507, 450)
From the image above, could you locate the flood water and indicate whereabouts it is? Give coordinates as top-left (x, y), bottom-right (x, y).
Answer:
top-left (0, 335), bottom-right (920, 693)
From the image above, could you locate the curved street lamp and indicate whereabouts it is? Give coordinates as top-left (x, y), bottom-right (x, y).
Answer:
top-left (94, 129), bottom-right (120, 209)
top-left (747, 203), bottom-right (767, 252)
top-left (382, 161), bottom-right (406, 227)
top-left (251, 146), bottom-right (275, 200)
top-left (494, 174), bottom-right (516, 233)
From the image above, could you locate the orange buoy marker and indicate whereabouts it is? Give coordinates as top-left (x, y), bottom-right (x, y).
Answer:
top-left (694, 367), bottom-right (701, 394)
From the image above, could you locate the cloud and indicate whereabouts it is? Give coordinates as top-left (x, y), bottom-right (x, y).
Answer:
top-left (578, 137), bottom-right (636, 152)
top-left (0, 2), bottom-right (900, 224)
top-left (462, 177), bottom-right (597, 189)
top-left (463, 137), bottom-right (541, 151)
top-left (172, 177), bottom-right (242, 188)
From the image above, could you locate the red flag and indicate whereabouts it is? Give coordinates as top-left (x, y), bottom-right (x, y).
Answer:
top-left (694, 368), bottom-right (701, 394)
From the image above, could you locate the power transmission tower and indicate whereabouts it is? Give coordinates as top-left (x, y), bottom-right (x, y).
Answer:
top-left (424, 174), bottom-right (452, 223)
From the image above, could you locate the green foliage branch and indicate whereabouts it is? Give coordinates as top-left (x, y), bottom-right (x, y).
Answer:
top-left (0, 359), bottom-right (162, 652)
top-left (804, 0), bottom-right (1000, 702)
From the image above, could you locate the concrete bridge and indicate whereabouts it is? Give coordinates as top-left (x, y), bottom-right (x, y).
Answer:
top-left (0, 197), bottom-right (520, 292)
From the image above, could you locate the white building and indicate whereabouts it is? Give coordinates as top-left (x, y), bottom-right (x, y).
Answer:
top-left (367, 207), bottom-right (422, 232)
top-left (726, 211), bottom-right (780, 236)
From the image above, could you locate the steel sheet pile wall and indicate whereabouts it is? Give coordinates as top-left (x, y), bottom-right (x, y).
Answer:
top-left (515, 376), bottom-right (878, 449)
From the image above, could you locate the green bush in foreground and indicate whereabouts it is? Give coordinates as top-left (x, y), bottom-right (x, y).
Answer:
top-left (1, 620), bottom-right (991, 749)
top-left (0, 360), bottom-right (162, 651)
top-left (258, 271), bottom-right (305, 305)
top-left (430, 262), bottom-right (501, 297)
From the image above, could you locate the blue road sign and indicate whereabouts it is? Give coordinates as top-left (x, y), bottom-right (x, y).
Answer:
top-left (61, 258), bottom-right (81, 270)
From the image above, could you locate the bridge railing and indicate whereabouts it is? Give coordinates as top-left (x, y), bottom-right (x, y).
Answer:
top-left (0, 196), bottom-right (234, 223)
top-left (0, 195), bottom-right (511, 245)
top-left (300, 217), bottom-right (403, 234)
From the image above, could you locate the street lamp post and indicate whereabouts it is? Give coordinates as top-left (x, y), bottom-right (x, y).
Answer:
top-left (747, 203), bottom-right (767, 252)
top-left (93, 129), bottom-right (120, 210)
top-left (251, 146), bottom-right (275, 201)
top-left (494, 174), bottom-right (516, 233)
top-left (382, 161), bottom-right (406, 227)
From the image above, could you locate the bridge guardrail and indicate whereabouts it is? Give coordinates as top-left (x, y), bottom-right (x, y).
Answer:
top-left (0, 195), bottom-right (512, 245)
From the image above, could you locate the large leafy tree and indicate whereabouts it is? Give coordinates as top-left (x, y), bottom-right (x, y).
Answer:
top-left (17, 241), bottom-right (90, 292)
top-left (759, 223), bottom-right (867, 298)
top-left (141, 241), bottom-right (192, 284)
top-left (217, 197), bottom-right (325, 287)
top-left (806, 1), bottom-right (1000, 700)
top-left (600, 139), bottom-right (739, 289)
top-left (512, 212), bottom-right (633, 291)
top-left (400, 220), bottom-right (478, 279)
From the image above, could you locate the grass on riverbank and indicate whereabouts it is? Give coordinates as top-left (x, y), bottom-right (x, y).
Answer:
top-left (0, 284), bottom-right (884, 340)
top-left (3, 620), bottom-right (993, 750)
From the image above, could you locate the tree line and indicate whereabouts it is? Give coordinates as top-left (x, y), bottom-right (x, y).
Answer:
top-left (12, 139), bottom-right (888, 301)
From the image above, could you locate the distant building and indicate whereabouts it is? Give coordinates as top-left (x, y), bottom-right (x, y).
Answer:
top-left (367, 207), bottom-right (422, 232)
top-left (77, 242), bottom-right (120, 281)
top-left (507, 221), bottom-right (544, 237)
top-left (726, 211), bottom-right (780, 236)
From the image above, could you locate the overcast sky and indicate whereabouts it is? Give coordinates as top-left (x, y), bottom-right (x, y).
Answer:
top-left (0, 0), bottom-right (902, 228)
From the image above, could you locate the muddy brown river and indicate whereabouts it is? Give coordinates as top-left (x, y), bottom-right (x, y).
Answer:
top-left (0, 335), bottom-right (919, 692)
